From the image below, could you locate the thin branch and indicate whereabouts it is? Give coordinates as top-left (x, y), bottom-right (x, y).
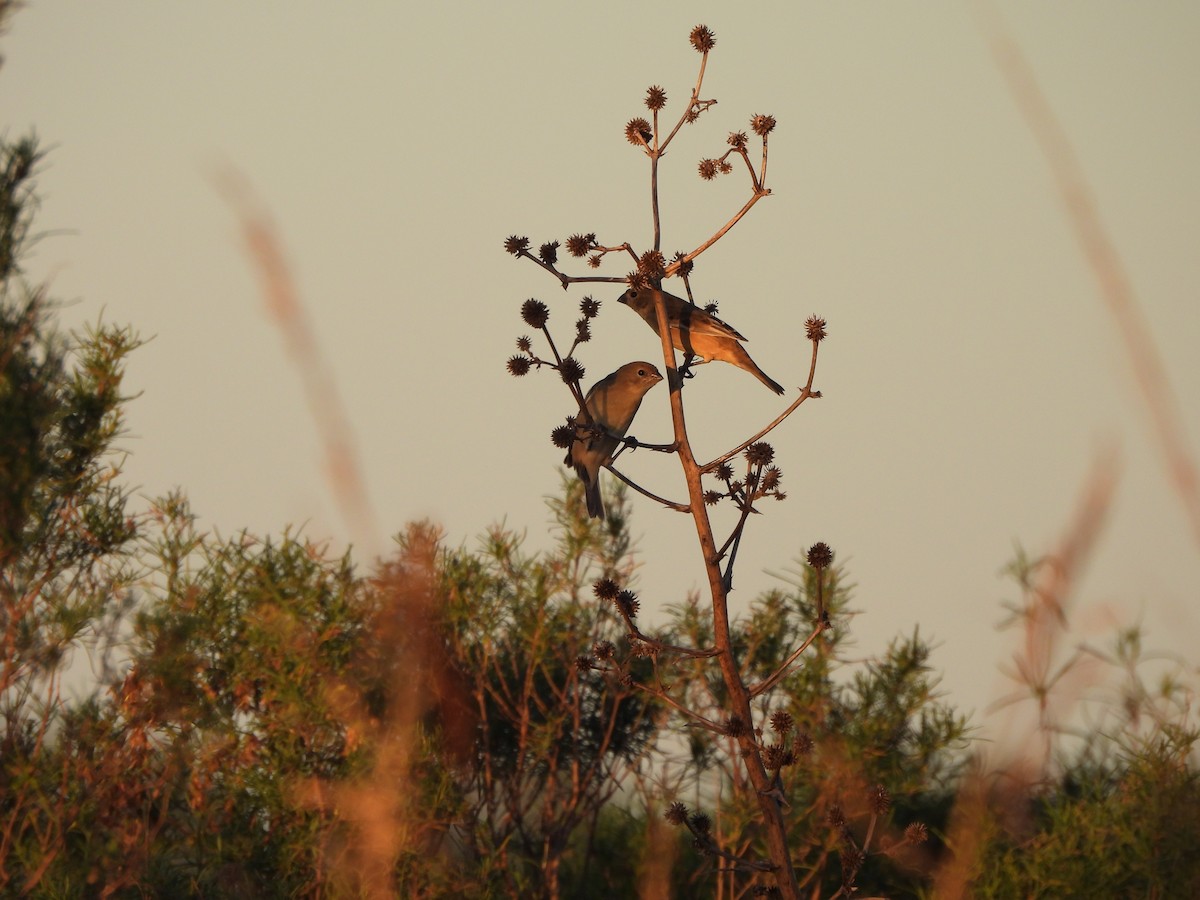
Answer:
top-left (665, 189), bottom-right (770, 278)
top-left (748, 623), bottom-right (825, 699)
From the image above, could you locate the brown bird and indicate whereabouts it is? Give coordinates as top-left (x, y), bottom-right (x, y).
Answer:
top-left (617, 287), bottom-right (785, 395)
top-left (566, 361), bottom-right (663, 520)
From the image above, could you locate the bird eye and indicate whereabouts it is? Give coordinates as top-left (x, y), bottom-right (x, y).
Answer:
top-left (637, 367), bottom-right (647, 376)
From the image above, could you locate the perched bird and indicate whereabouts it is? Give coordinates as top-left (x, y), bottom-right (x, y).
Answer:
top-left (618, 287), bottom-right (785, 395)
top-left (567, 361), bottom-right (663, 520)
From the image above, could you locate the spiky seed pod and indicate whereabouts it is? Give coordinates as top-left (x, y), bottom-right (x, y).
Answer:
top-left (645, 85), bottom-right (667, 110)
top-left (724, 715), bottom-right (747, 738)
top-left (507, 356), bottom-right (531, 377)
top-left (504, 235), bottom-right (530, 255)
top-left (689, 24), bottom-right (716, 52)
top-left (806, 315), bottom-right (828, 341)
top-left (795, 732), bottom-right (814, 756)
top-left (905, 822), bottom-right (929, 845)
top-left (827, 804), bottom-right (845, 828)
top-left (869, 784), bottom-right (892, 815)
top-left (592, 640), bottom-right (616, 660)
top-left (559, 357), bottom-right (584, 384)
top-left (575, 655), bottom-right (595, 673)
top-left (638, 250), bottom-right (666, 280)
top-left (698, 159), bottom-right (718, 180)
top-left (587, 254), bottom-right (602, 269)
top-left (575, 319), bottom-right (591, 343)
top-left (689, 812), bottom-right (712, 835)
top-left (665, 802), bottom-right (689, 825)
top-left (728, 131), bottom-right (748, 149)
top-left (580, 296), bottom-right (600, 318)
top-left (625, 117), bottom-right (652, 146)
top-left (626, 270), bottom-right (651, 291)
top-left (538, 241), bottom-right (559, 265)
top-left (521, 298), bottom-right (549, 328)
top-left (718, 160), bottom-right (733, 174)
top-left (551, 423), bottom-right (576, 449)
top-left (670, 251), bottom-right (693, 277)
top-left (762, 467), bottom-right (782, 491)
top-left (807, 542), bottom-right (833, 570)
top-left (750, 113), bottom-right (777, 136)
top-left (516, 335), bottom-right (532, 352)
top-left (746, 442), bottom-right (775, 466)
top-left (566, 234), bottom-right (593, 257)
top-left (615, 590), bottom-right (640, 619)
top-left (770, 710), bottom-right (794, 734)
top-left (703, 490), bottom-right (722, 506)
top-left (715, 462), bottom-right (733, 481)
top-left (593, 578), bottom-right (620, 601)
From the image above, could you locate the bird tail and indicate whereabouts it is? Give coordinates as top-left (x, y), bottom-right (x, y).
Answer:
top-left (576, 464), bottom-right (606, 519)
top-left (736, 347), bottom-right (786, 395)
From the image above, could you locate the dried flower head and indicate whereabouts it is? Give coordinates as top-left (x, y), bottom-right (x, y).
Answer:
top-left (718, 159), bottom-right (733, 174)
top-left (689, 24), bottom-right (716, 53)
top-left (551, 422), bottom-right (576, 449)
top-left (625, 117), bottom-right (653, 146)
top-left (827, 803), bottom-right (845, 828)
top-left (770, 710), bottom-right (794, 734)
top-left (575, 654), bottom-right (595, 673)
top-left (762, 466), bottom-right (782, 491)
top-left (645, 85), bottom-right (667, 111)
top-left (504, 235), bottom-right (530, 255)
top-left (869, 784), bottom-right (892, 815)
top-left (703, 301), bottom-right (719, 315)
top-left (626, 270), bottom-right (651, 291)
top-left (538, 241), bottom-right (560, 266)
top-left (750, 113), bottom-right (777, 136)
top-left (566, 233), bottom-right (595, 257)
top-left (703, 490), bottom-right (723, 506)
top-left (728, 131), bottom-right (748, 149)
top-left (746, 442), bottom-right (775, 466)
top-left (807, 542), bottom-right (833, 570)
top-left (795, 732), bottom-right (814, 756)
top-left (587, 254), bottom-right (602, 269)
top-left (580, 296), bottom-right (600, 318)
top-left (698, 158), bottom-right (718, 181)
top-left (715, 462), bottom-right (733, 482)
top-left (665, 801), bottom-right (689, 825)
top-left (615, 589), bottom-right (640, 619)
top-left (592, 640), bottom-right (616, 660)
top-left (516, 335), bottom-right (532, 352)
top-left (593, 578), bottom-right (620, 600)
top-left (559, 356), bottom-right (584, 384)
top-left (521, 298), bottom-right (549, 328)
top-left (764, 743), bottom-right (791, 770)
top-left (805, 315), bottom-right (828, 342)
top-left (507, 355), bottom-right (531, 377)
top-left (575, 319), bottom-right (591, 343)
top-left (689, 812), bottom-right (712, 835)
top-left (723, 715), bottom-right (747, 738)
top-left (905, 822), bottom-right (929, 845)
top-left (670, 251), bottom-right (693, 278)
top-left (638, 250), bottom-right (666, 280)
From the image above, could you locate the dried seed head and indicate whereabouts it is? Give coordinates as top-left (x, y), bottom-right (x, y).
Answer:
top-left (551, 423), bottom-right (576, 449)
top-left (870, 784), bottom-right (892, 815)
top-left (507, 355), bottom-right (531, 377)
top-left (745, 442), bottom-right (775, 466)
top-left (827, 803), bottom-right (845, 828)
top-left (504, 235), bottom-right (530, 255)
top-left (670, 251), bottom-right (693, 277)
top-left (592, 640), bottom-right (616, 660)
top-left (750, 113), bottom-right (777, 136)
top-left (807, 542), bottom-right (833, 570)
top-left (587, 254), bottom-right (602, 269)
top-left (626, 270), bottom-right (651, 291)
top-left (723, 715), bottom-right (747, 738)
top-left (593, 578), bottom-right (620, 601)
top-left (715, 462), bottom-right (733, 481)
top-left (703, 490), bottom-right (723, 506)
top-left (516, 335), bottom-right (532, 352)
top-left (689, 812), bottom-right (712, 835)
top-left (805, 315), bottom-right (828, 342)
top-left (521, 298), bottom-right (550, 328)
top-left (615, 589), bottom-right (640, 619)
top-left (728, 131), bottom-right (748, 149)
top-left (625, 117), bottom-right (653, 146)
top-left (575, 655), bottom-right (595, 673)
top-left (905, 822), bottom-right (929, 845)
top-left (645, 85), bottom-right (667, 111)
top-left (689, 24), bottom-right (716, 52)
top-left (580, 296), bottom-right (600, 318)
top-left (575, 319), bottom-right (591, 343)
top-left (795, 732), bottom-right (814, 756)
top-left (559, 357), bottom-right (584, 384)
top-left (698, 158), bottom-right (718, 181)
top-left (538, 241), bottom-right (559, 266)
top-left (665, 801), bottom-right (689, 825)
top-left (718, 159), bottom-right (733, 175)
top-left (762, 466), bottom-right (782, 491)
top-left (770, 710), bottom-right (794, 734)
top-left (638, 250), bottom-right (666, 280)
top-left (566, 233), bottom-right (594, 257)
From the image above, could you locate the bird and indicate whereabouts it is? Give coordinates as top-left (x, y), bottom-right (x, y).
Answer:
top-left (617, 287), bottom-right (785, 395)
top-left (566, 360), bottom-right (663, 520)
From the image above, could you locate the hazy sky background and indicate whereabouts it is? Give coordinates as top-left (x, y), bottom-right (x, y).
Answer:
top-left (3, 3), bottom-right (1198, 732)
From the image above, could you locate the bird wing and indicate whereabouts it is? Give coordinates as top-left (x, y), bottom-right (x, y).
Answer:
top-left (678, 303), bottom-right (748, 342)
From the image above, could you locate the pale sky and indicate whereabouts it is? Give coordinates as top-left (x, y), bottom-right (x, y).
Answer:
top-left (3, 3), bottom-right (1198, 730)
